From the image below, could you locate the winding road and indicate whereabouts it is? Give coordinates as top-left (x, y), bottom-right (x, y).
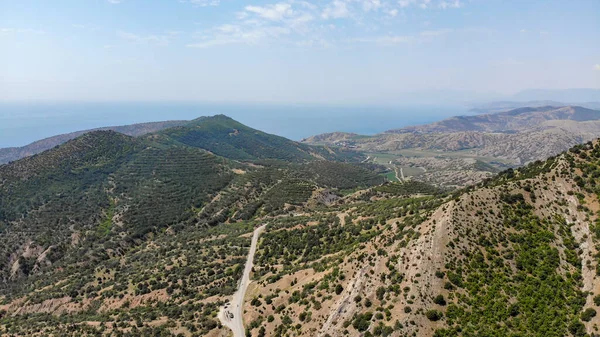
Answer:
top-left (218, 224), bottom-right (267, 337)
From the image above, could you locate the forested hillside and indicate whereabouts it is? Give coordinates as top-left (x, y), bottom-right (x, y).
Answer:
top-left (0, 118), bottom-right (385, 336)
top-left (150, 115), bottom-right (362, 162)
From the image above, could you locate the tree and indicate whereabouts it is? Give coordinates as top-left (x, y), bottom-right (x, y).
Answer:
top-left (426, 310), bottom-right (443, 321)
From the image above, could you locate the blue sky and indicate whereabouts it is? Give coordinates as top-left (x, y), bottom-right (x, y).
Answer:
top-left (1, 0), bottom-right (599, 104)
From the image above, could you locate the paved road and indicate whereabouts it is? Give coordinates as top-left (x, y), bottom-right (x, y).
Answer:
top-left (218, 224), bottom-right (267, 337)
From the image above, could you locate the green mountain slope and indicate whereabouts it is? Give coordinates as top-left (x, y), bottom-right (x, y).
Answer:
top-left (151, 114), bottom-right (361, 162)
top-left (0, 117), bottom-right (384, 327)
top-left (0, 131), bottom-right (234, 282)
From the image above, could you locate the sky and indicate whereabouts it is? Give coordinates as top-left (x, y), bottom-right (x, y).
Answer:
top-left (1, 0), bottom-right (599, 105)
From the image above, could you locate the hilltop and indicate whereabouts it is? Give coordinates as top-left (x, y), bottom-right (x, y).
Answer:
top-left (148, 115), bottom-right (360, 162)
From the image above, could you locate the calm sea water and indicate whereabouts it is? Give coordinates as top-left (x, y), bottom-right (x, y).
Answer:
top-left (0, 102), bottom-right (471, 148)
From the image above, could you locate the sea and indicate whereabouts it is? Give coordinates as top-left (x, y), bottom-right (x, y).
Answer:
top-left (0, 102), bottom-right (472, 148)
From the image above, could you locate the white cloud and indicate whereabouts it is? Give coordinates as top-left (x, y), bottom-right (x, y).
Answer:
top-left (118, 31), bottom-right (172, 46)
top-left (321, 0), bottom-right (350, 19)
top-left (189, 1), bottom-right (322, 48)
top-left (352, 35), bottom-right (413, 46)
top-left (0, 28), bottom-right (45, 34)
top-left (245, 3), bottom-right (294, 21)
top-left (419, 28), bottom-right (452, 37)
top-left (398, 0), bottom-right (461, 9)
top-left (295, 38), bottom-right (333, 48)
top-left (107, 0), bottom-right (121, 4)
top-left (386, 8), bottom-right (399, 17)
top-left (183, 0), bottom-right (221, 6)
top-left (352, 27), bottom-right (457, 46)
top-left (188, 24), bottom-right (292, 48)
top-left (187, 0), bottom-right (468, 49)
top-left (361, 0), bottom-right (382, 12)
top-left (594, 64), bottom-right (600, 71)
top-left (438, 0), bottom-right (461, 9)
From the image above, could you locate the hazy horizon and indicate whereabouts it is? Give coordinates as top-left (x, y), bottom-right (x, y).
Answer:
top-left (0, 101), bottom-right (471, 148)
top-left (1, 0), bottom-right (599, 104)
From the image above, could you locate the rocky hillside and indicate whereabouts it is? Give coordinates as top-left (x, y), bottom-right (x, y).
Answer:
top-left (0, 120), bottom-right (189, 165)
top-left (240, 140), bottom-right (600, 337)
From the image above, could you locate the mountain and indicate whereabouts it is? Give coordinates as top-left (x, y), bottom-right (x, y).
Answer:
top-left (386, 105), bottom-right (600, 134)
top-left (148, 114), bottom-right (361, 162)
top-left (0, 115), bottom-right (375, 277)
top-left (0, 115), bottom-right (390, 335)
top-left (0, 120), bottom-right (188, 165)
top-left (303, 106), bottom-right (600, 187)
top-left (468, 100), bottom-right (600, 114)
top-left (2, 117), bottom-right (600, 336)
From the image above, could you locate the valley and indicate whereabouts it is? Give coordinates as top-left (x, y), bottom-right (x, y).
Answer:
top-left (304, 105), bottom-right (600, 187)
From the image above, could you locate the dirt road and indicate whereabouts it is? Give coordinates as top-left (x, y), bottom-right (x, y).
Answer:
top-left (395, 166), bottom-right (405, 182)
top-left (218, 224), bottom-right (267, 337)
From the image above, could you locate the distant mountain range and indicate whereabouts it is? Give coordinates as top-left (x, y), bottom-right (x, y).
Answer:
top-left (468, 100), bottom-right (600, 114)
top-left (388, 105), bottom-right (600, 133)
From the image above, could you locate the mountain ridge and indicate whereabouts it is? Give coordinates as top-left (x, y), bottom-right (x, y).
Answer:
top-left (385, 105), bottom-right (600, 134)
top-left (0, 119), bottom-right (189, 165)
